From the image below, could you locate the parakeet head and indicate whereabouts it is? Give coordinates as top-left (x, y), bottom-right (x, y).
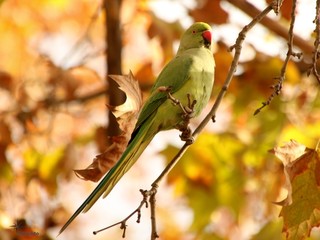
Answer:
top-left (178, 22), bottom-right (212, 52)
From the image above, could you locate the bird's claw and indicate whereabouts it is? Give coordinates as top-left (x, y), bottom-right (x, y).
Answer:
top-left (161, 87), bottom-right (196, 145)
top-left (179, 127), bottom-right (194, 144)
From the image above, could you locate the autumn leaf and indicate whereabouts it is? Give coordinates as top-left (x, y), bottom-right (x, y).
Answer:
top-left (0, 71), bottom-right (13, 91)
top-left (189, 0), bottom-right (228, 25)
top-left (0, 120), bottom-right (11, 163)
top-left (266, 0), bottom-right (292, 20)
top-left (135, 62), bottom-right (156, 89)
top-left (8, 219), bottom-right (40, 240)
top-left (239, 55), bottom-right (300, 97)
top-left (271, 140), bottom-right (320, 239)
top-left (147, 17), bottom-right (183, 62)
top-left (107, 71), bottom-right (143, 133)
top-left (74, 71), bottom-right (143, 182)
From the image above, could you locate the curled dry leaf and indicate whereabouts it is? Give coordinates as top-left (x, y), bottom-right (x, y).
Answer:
top-left (271, 140), bottom-right (320, 239)
top-left (269, 139), bottom-right (307, 166)
top-left (74, 71), bottom-right (143, 182)
top-left (189, 0), bottom-right (228, 25)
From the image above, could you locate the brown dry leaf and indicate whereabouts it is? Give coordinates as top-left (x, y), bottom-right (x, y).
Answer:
top-left (107, 71), bottom-right (143, 133)
top-left (190, 0), bottom-right (228, 25)
top-left (271, 140), bottom-right (320, 239)
top-left (8, 219), bottom-right (40, 240)
top-left (74, 71), bottom-right (143, 182)
top-left (0, 71), bottom-right (13, 91)
top-left (270, 140), bottom-right (307, 166)
top-left (147, 18), bottom-right (183, 62)
top-left (240, 55), bottom-right (300, 97)
top-left (67, 65), bottom-right (103, 96)
top-left (0, 120), bottom-right (12, 164)
top-left (270, 140), bottom-right (308, 206)
top-left (214, 41), bottom-right (234, 88)
top-left (266, 0), bottom-right (292, 20)
top-left (135, 62), bottom-right (156, 89)
top-left (46, 59), bottom-right (80, 101)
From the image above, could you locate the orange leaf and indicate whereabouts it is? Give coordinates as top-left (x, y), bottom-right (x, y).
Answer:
top-left (9, 219), bottom-right (40, 240)
top-left (135, 62), bottom-right (156, 88)
top-left (189, 0), bottom-right (228, 25)
top-left (266, 0), bottom-right (292, 20)
top-left (0, 71), bottom-right (13, 91)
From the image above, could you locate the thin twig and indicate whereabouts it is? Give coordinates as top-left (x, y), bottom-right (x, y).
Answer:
top-left (93, 189), bottom-right (153, 237)
top-left (308, 0), bottom-right (320, 83)
top-left (272, 0), bottom-right (284, 15)
top-left (93, 188), bottom-right (159, 239)
top-left (44, 87), bottom-right (106, 106)
top-left (254, 0), bottom-right (302, 115)
top-left (149, 186), bottom-right (159, 239)
top-left (60, 3), bottom-right (103, 66)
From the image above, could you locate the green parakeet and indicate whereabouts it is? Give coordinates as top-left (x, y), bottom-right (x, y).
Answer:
top-left (59, 22), bottom-right (215, 234)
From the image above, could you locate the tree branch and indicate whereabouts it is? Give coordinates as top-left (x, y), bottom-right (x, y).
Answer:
top-left (93, 188), bottom-right (158, 238)
top-left (254, 0), bottom-right (302, 115)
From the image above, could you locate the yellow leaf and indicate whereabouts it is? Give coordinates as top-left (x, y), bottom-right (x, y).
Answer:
top-left (39, 147), bottom-right (64, 180)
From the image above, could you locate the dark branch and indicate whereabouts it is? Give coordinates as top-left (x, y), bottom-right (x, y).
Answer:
top-left (105, 0), bottom-right (126, 136)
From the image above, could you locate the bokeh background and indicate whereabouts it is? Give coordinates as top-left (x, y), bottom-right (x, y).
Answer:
top-left (0, 0), bottom-right (319, 239)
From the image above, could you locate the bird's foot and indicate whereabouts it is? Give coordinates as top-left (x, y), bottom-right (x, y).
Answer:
top-left (179, 126), bottom-right (194, 145)
top-left (159, 87), bottom-right (196, 144)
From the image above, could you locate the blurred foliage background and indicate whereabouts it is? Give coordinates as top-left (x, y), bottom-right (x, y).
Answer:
top-left (0, 0), bottom-right (319, 239)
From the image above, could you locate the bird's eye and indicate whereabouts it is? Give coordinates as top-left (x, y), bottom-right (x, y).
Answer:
top-left (192, 30), bottom-right (196, 34)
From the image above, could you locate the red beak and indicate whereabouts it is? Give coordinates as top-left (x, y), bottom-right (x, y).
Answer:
top-left (202, 30), bottom-right (212, 44)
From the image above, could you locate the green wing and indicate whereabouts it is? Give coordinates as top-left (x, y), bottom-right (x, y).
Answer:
top-left (133, 55), bottom-right (193, 135)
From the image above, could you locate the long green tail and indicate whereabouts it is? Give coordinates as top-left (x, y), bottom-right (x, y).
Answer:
top-left (58, 118), bottom-right (154, 235)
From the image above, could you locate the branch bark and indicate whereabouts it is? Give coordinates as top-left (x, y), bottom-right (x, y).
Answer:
top-left (105, 0), bottom-right (126, 136)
